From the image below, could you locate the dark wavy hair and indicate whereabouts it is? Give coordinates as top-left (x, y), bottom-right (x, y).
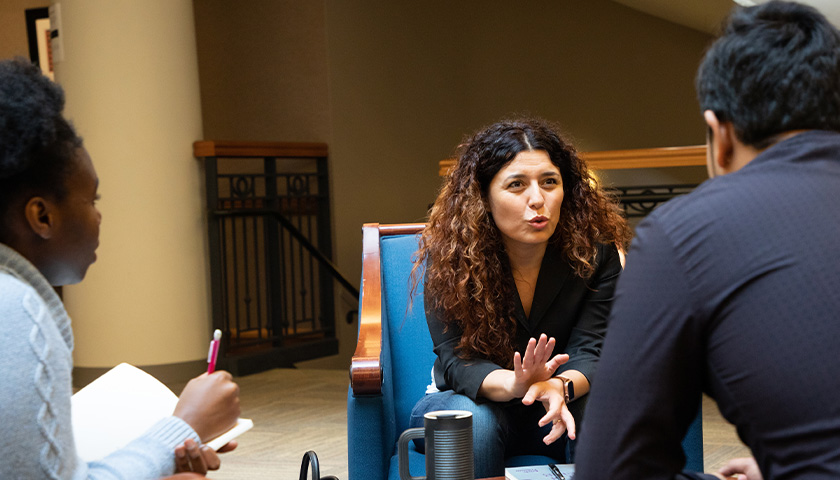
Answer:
top-left (413, 117), bottom-right (630, 367)
top-left (0, 58), bottom-right (82, 242)
top-left (696, 1), bottom-right (840, 148)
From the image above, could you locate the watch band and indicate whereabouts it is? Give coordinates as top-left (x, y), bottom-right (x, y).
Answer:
top-left (557, 375), bottom-right (574, 404)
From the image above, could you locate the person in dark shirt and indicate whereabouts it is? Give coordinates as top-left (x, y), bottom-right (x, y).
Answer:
top-left (575, 2), bottom-right (840, 480)
top-left (410, 117), bottom-right (631, 478)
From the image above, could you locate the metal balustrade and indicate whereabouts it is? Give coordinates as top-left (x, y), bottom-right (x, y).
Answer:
top-left (195, 141), bottom-right (358, 375)
top-left (608, 184), bottom-right (699, 218)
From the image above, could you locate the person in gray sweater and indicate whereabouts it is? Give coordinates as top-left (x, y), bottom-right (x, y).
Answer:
top-left (0, 58), bottom-right (241, 479)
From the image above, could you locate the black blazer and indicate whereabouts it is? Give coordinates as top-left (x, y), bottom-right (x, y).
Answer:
top-left (426, 242), bottom-right (623, 400)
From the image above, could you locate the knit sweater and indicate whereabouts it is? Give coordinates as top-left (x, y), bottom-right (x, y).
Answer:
top-left (0, 243), bottom-right (200, 479)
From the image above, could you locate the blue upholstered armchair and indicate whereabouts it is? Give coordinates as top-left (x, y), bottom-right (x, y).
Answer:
top-left (347, 223), bottom-right (703, 480)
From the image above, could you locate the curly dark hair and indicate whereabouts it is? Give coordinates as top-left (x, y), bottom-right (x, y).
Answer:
top-left (696, 1), bottom-right (840, 148)
top-left (0, 58), bottom-right (82, 242)
top-left (413, 117), bottom-right (631, 367)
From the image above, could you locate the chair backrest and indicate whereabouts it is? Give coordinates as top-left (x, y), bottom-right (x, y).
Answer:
top-left (348, 224), bottom-right (430, 480)
top-left (379, 232), bottom-right (436, 435)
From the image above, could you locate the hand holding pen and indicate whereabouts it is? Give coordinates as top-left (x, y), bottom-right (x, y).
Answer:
top-left (173, 370), bottom-right (241, 442)
top-left (169, 328), bottom-right (240, 474)
top-left (174, 328), bottom-right (240, 441)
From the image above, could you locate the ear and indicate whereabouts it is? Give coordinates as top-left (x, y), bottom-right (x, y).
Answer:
top-left (23, 197), bottom-right (56, 240)
top-left (703, 110), bottom-right (735, 172)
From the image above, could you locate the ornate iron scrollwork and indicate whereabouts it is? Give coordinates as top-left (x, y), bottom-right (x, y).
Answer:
top-left (289, 174), bottom-right (309, 196)
top-left (608, 184), bottom-right (698, 218)
top-left (231, 175), bottom-right (256, 198)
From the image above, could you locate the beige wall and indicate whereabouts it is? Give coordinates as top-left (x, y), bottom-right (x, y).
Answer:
top-left (0, 0), bottom-right (49, 60)
top-left (193, 0), bottom-right (713, 369)
top-left (193, 1), bottom-right (331, 142)
top-left (55, 0), bottom-right (210, 370)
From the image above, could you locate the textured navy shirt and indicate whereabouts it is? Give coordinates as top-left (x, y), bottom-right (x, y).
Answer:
top-left (575, 130), bottom-right (840, 480)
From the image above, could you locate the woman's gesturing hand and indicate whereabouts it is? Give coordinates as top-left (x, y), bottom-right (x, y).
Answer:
top-left (715, 457), bottom-right (763, 480)
top-left (508, 334), bottom-right (568, 398)
top-left (522, 377), bottom-right (576, 445)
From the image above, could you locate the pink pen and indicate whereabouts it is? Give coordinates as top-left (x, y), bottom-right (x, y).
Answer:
top-left (207, 329), bottom-right (222, 374)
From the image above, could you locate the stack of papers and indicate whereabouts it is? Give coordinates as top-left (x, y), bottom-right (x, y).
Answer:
top-left (71, 363), bottom-right (253, 462)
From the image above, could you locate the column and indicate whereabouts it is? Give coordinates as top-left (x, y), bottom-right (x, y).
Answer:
top-left (52, 0), bottom-right (210, 378)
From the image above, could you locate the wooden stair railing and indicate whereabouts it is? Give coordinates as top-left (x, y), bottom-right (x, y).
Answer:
top-left (438, 145), bottom-right (707, 176)
top-left (194, 140), bottom-right (328, 158)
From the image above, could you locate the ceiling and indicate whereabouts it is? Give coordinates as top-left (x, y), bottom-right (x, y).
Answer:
top-left (612, 0), bottom-right (840, 34)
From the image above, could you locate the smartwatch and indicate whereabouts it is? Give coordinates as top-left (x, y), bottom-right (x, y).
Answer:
top-left (557, 375), bottom-right (575, 404)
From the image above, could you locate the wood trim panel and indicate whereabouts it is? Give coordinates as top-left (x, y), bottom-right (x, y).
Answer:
top-left (194, 140), bottom-right (329, 158)
top-left (438, 145), bottom-right (707, 175)
top-left (438, 160), bottom-right (455, 177)
top-left (350, 223), bottom-right (426, 396)
top-left (583, 145), bottom-right (706, 170)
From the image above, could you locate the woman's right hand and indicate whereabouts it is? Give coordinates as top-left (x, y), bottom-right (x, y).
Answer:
top-left (173, 371), bottom-right (240, 442)
top-left (716, 457), bottom-right (763, 480)
top-left (508, 334), bottom-right (568, 398)
top-left (522, 377), bottom-right (575, 444)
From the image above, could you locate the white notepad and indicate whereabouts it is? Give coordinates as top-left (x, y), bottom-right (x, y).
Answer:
top-left (505, 464), bottom-right (575, 480)
top-left (71, 363), bottom-right (253, 462)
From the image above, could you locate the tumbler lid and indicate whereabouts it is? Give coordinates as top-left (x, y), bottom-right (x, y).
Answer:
top-left (424, 410), bottom-right (472, 420)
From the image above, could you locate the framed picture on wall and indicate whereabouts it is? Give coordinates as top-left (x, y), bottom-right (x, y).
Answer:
top-left (25, 7), bottom-right (54, 80)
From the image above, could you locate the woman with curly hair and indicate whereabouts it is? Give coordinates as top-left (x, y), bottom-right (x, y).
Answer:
top-left (409, 117), bottom-right (631, 477)
top-left (0, 58), bottom-right (239, 479)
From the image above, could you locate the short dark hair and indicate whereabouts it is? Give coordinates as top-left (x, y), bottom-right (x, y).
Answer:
top-left (696, 1), bottom-right (840, 148)
top-left (0, 58), bottom-right (82, 240)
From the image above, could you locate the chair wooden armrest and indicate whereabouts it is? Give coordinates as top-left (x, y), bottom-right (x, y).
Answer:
top-left (350, 223), bottom-right (385, 395)
top-left (349, 223), bottom-right (426, 396)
